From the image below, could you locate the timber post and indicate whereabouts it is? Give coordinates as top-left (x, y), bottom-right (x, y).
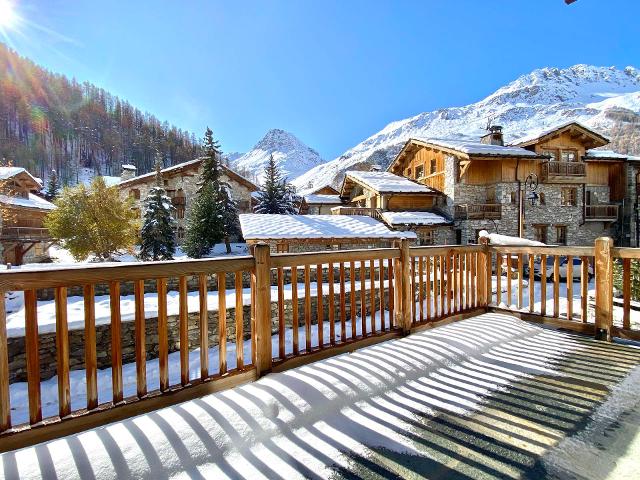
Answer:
top-left (594, 236), bottom-right (613, 341)
top-left (477, 237), bottom-right (489, 308)
top-left (253, 243), bottom-right (272, 376)
top-left (398, 238), bottom-right (411, 334)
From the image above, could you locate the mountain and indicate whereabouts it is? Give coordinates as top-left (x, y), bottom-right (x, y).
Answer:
top-left (231, 129), bottom-right (323, 185)
top-left (294, 65), bottom-right (640, 191)
top-left (0, 43), bottom-right (200, 185)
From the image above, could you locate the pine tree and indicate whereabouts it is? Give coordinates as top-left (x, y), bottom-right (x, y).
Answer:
top-left (139, 156), bottom-right (177, 261)
top-left (183, 127), bottom-right (240, 257)
top-left (254, 154), bottom-right (297, 214)
top-left (44, 169), bottom-right (59, 200)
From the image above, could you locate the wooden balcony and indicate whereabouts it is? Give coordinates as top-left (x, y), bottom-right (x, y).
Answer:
top-left (541, 161), bottom-right (586, 182)
top-left (454, 203), bottom-right (502, 220)
top-left (420, 172), bottom-right (445, 192)
top-left (0, 227), bottom-right (50, 242)
top-left (330, 206), bottom-right (384, 222)
top-left (585, 204), bottom-right (619, 221)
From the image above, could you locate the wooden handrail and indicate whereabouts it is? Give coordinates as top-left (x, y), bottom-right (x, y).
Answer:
top-left (542, 161), bottom-right (586, 178)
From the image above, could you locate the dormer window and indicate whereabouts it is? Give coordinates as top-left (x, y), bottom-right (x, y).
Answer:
top-left (415, 165), bottom-right (424, 179)
top-left (430, 159), bottom-right (437, 174)
top-left (542, 150), bottom-right (557, 161)
top-left (561, 150), bottom-right (577, 162)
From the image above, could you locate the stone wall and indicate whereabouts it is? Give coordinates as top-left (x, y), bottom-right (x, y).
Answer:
top-left (8, 284), bottom-right (392, 383)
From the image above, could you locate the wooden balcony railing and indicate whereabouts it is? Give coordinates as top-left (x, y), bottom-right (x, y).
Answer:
top-left (541, 161), bottom-right (586, 180)
top-left (0, 227), bottom-right (50, 241)
top-left (0, 237), bottom-right (637, 451)
top-left (585, 204), bottom-right (619, 221)
top-left (330, 206), bottom-right (385, 222)
top-left (420, 172), bottom-right (445, 192)
top-left (454, 203), bottom-right (502, 220)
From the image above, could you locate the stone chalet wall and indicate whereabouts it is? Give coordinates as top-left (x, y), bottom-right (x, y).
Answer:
top-left (9, 265), bottom-right (392, 383)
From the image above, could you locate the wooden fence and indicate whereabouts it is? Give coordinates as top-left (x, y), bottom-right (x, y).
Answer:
top-left (0, 237), bottom-right (636, 451)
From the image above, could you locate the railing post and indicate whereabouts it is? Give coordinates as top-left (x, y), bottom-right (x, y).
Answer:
top-left (398, 238), bottom-right (411, 334)
top-left (253, 243), bottom-right (272, 376)
top-left (478, 237), bottom-right (489, 308)
top-left (594, 237), bottom-right (613, 341)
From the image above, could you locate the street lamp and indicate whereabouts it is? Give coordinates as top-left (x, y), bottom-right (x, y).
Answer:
top-left (519, 173), bottom-right (539, 237)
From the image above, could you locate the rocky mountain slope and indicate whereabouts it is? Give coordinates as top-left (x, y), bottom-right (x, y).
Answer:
top-left (293, 64), bottom-right (640, 191)
top-left (231, 129), bottom-right (324, 185)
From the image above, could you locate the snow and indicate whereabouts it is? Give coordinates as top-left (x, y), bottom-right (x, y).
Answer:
top-left (380, 210), bottom-right (450, 226)
top-left (302, 194), bottom-right (342, 205)
top-left (585, 149), bottom-right (640, 161)
top-left (344, 170), bottom-right (435, 194)
top-left (239, 214), bottom-right (416, 240)
top-left (415, 137), bottom-right (539, 157)
top-left (293, 64), bottom-right (640, 191)
top-left (121, 164), bottom-right (136, 170)
top-left (100, 175), bottom-right (122, 186)
top-left (0, 166), bottom-right (32, 180)
top-left (509, 120), bottom-right (608, 146)
top-left (3, 312), bottom-right (639, 479)
top-left (479, 230), bottom-right (546, 246)
top-left (0, 193), bottom-right (55, 210)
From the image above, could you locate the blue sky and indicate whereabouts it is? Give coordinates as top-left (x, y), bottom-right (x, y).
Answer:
top-left (2, 0), bottom-right (639, 159)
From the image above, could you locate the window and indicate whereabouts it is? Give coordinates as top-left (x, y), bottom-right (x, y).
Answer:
top-left (543, 150), bottom-right (557, 161)
top-left (419, 230), bottom-right (434, 246)
top-left (538, 192), bottom-right (546, 205)
top-left (406, 168), bottom-right (412, 177)
top-left (556, 226), bottom-right (567, 245)
top-left (534, 225), bottom-right (548, 244)
top-left (510, 191), bottom-right (517, 204)
top-left (455, 229), bottom-right (462, 245)
top-left (561, 187), bottom-right (577, 206)
top-left (585, 190), bottom-right (592, 205)
top-left (561, 150), bottom-right (577, 162)
top-left (177, 227), bottom-right (185, 241)
top-left (131, 189), bottom-right (140, 200)
top-left (430, 159), bottom-right (437, 174)
top-left (173, 189), bottom-right (186, 219)
top-left (415, 165), bottom-right (424, 179)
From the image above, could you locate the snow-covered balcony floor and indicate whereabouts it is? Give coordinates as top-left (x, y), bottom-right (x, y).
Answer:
top-left (2, 313), bottom-right (640, 480)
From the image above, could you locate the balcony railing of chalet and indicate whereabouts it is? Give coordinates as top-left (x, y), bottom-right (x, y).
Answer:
top-left (0, 227), bottom-right (50, 241)
top-left (419, 173), bottom-right (444, 192)
top-left (541, 161), bottom-right (586, 180)
top-left (585, 204), bottom-right (619, 221)
top-left (330, 206), bottom-right (385, 222)
top-left (454, 203), bottom-right (502, 220)
top-left (0, 237), bottom-right (637, 451)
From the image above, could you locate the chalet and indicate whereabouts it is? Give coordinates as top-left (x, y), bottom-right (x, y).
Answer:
top-left (239, 213), bottom-right (414, 252)
top-left (298, 185), bottom-right (342, 214)
top-left (386, 122), bottom-right (640, 246)
top-left (117, 159), bottom-right (259, 243)
top-left (0, 167), bottom-right (55, 265)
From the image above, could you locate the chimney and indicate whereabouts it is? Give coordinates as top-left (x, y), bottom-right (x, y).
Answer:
top-left (480, 125), bottom-right (504, 146)
top-left (121, 164), bottom-right (137, 181)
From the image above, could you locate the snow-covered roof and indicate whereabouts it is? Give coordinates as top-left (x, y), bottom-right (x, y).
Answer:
top-left (302, 194), bottom-right (342, 205)
top-left (0, 193), bottom-right (56, 210)
top-left (509, 121), bottom-right (609, 146)
top-left (381, 211), bottom-right (451, 227)
top-left (101, 175), bottom-right (122, 187)
top-left (415, 138), bottom-right (539, 157)
top-left (239, 214), bottom-right (416, 240)
top-left (344, 171), bottom-right (435, 194)
top-left (478, 230), bottom-right (545, 246)
top-left (122, 164), bottom-right (137, 170)
top-left (585, 149), bottom-right (640, 161)
top-left (0, 166), bottom-right (42, 186)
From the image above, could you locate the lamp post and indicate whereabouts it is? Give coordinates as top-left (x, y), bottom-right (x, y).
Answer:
top-left (519, 173), bottom-right (539, 238)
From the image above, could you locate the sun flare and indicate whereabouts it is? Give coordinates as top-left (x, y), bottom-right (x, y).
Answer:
top-left (0, 0), bottom-right (17, 29)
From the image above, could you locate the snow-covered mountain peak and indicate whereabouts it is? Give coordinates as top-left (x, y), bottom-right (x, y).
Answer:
top-left (293, 64), bottom-right (640, 191)
top-left (232, 129), bottom-right (323, 184)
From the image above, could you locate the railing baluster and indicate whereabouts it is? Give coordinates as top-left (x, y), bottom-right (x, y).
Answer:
top-left (350, 261), bottom-right (357, 338)
top-left (55, 287), bottom-right (70, 417)
top-left (553, 256), bottom-right (560, 318)
top-left (517, 254), bottom-right (523, 310)
top-left (411, 256), bottom-right (416, 323)
top-left (25, 289), bottom-right (41, 424)
top-left (581, 256), bottom-right (589, 323)
top-left (387, 258), bottom-right (394, 328)
top-left (199, 274), bottom-right (209, 378)
top-left (529, 255), bottom-right (535, 313)
top-left (452, 253), bottom-right (458, 313)
top-left (157, 278), bottom-right (169, 392)
top-left (340, 262), bottom-right (346, 341)
top-left (316, 264), bottom-right (324, 347)
top-left (369, 259), bottom-right (376, 334)
top-left (439, 255), bottom-right (445, 315)
top-left (0, 292), bottom-right (9, 431)
top-left (445, 254), bottom-right (452, 314)
top-left (505, 254), bottom-right (511, 308)
top-left (277, 267), bottom-right (285, 357)
top-left (134, 280), bottom-right (147, 397)
top-left (471, 252), bottom-right (477, 308)
top-left (540, 254), bottom-right (547, 316)
top-left (292, 266), bottom-right (299, 355)
top-left (218, 272), bottom-right (227, 375)
top-left (418, 256), bottom-right (424, 323)
top-left (623, 258), bottom-right (631, 329)
top-left (425, 256), bottom-right (431, 320)
top-left (360, 261), bottom-right (366, 336)
top-left (328, 263), bottom-right (335, 345)
top-left (178, 275), bottom-right (189, 387)
top-left (496, 254), bottom-right (502, 306)
top-left (566, 256), bottom-right (573, 321)
top-left (304, 264), bottom-right (312, 351)
top-left (234, 271), bottom-right (244, 369)
top-left (379, 259), bottom-right (385, 332)
top-left (84, 284), bottom-right (98, 410)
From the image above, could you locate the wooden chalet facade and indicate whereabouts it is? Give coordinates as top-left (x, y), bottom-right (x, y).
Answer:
top-left (386, 122), bottom-right (640, 246)
top-left (117, 159), bottom-right (259, 243)
top-left (0, 167), bottom-right (55, 265)
top-left (298, 185), bottom-right (342, 214)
